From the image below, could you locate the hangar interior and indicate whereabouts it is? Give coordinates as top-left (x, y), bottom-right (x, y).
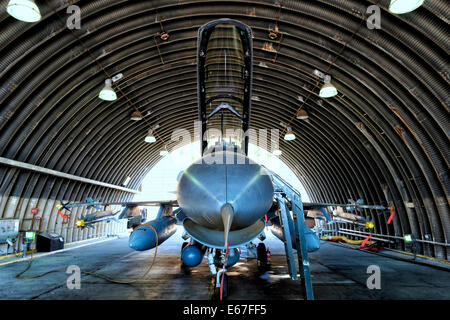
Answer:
top-left (0, 0), bottom-right (449, 300)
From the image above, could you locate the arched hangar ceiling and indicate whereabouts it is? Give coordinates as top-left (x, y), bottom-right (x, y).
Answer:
top-left (0, 0), bottom-right (448, 259)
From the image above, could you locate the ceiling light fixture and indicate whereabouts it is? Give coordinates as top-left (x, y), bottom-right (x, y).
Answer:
top-left (296, 109), bottom-right (309, 120)
top-left (7, 0), bottom-right (41, 22)
top-left (284, 127), bottom-right (296, 141)
top-left (268, 24), bottom-right (280, 40)
top-left (145, 129), bottom-right (156, 143)
top-left (319, 75), bottom-right (338, 98)
top-left (98, 79), bottom-right (117, 101)
top-left (130, 111), bottom-right (143, 121)
top-left (160, 32), bottom-right (169, 41)
top-left (389, 0), bottom-right (424, 14)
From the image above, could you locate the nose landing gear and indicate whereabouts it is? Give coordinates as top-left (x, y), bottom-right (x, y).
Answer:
top-left (209, 269), bottom-right (229, 300)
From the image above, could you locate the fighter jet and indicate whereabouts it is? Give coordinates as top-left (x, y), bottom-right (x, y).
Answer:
top-left (57, 19), bottom-right (390, 300)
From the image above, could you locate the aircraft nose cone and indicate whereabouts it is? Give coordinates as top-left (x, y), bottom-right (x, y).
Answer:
top-left (177, 151), bottom-right (274, 231)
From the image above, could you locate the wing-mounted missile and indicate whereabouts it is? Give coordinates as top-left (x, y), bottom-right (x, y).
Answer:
top-left (302, 200), bottom-right (389, 231)
top-left (56, 198), bottom-right (178, 211)
top-left (303, 200), bottom-right (389, 212)
top-left (85, 197), bottom-right (102, 210)
top-left (55, 198), bottom-right (178, 229)
top-left (75, 209), bottom-right (121, 230)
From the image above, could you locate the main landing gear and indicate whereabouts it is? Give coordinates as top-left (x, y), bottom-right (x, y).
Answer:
top-left (256, 242), bottom-right (271, 274)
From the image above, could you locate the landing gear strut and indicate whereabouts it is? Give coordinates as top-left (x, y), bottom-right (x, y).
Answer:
top-left (206, 248), bottom-right (230, 300)
top-left (210, 270), bottom-right (228, 300)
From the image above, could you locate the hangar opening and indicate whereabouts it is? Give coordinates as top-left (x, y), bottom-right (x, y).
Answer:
top-left (134, 141), bottom-right (310, 205)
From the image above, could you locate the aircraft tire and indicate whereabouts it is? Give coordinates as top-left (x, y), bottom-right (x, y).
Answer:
top-left (257, 243), bottom-right (268, 272)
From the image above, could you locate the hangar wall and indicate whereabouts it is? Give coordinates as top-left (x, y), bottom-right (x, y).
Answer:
top-left (0, 0), bottom-right (448, 259)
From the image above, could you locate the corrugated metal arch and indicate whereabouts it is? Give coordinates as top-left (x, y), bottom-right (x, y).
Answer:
top-left (0, 0), bottom-right (448, 259)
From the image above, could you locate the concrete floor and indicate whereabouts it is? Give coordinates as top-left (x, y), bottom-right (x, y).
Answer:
top-left (0, 227), bottom-right (449, 300)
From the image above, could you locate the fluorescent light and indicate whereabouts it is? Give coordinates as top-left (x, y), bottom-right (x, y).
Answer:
top-left (284, 127), bottom-right (296, 141)
top-left (145, 129), bottom-right (156, 143)
top-left (273, 149), bottom-right (282, 156)
top-left (389, 0), bottom-right (424, 14)
top-left (7, 0), bottom-right (41, 22)
top-left (99, 79), bottom-right (117, 101)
